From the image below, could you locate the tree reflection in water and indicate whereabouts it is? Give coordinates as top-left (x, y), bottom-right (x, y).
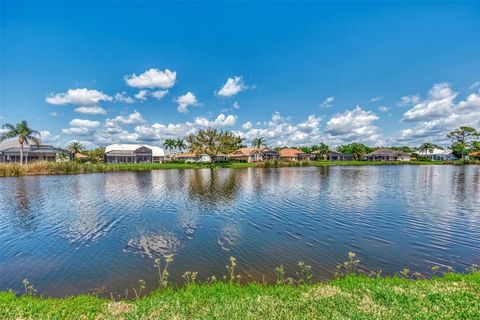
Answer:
top-left (187, 169), bottom-right (242, 206)
top-left (12, 177), bottom-right (38, 231)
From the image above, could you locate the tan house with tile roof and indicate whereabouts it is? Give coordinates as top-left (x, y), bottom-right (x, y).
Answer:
top-left (229, 146), bottom-right (280, 162)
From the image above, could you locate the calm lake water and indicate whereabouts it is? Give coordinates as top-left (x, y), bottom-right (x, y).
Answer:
top-left (1, 166), bottom-right (479, 296)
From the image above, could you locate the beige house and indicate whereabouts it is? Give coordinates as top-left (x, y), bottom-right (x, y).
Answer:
top-left (278, 148), bottom-right (316, 161)
top-left (229, 147), bottom-right (280, 162)
top-left (229, 148), bottom-right (264, 162)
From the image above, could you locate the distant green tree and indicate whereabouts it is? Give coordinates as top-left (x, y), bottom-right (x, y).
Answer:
top-left (82, 147), bottom-right (105, 163)
top-left (337, 143), bottom-right (370, 160)
top-left (220, 131), bottom-right (245, 154)
top-left (472, 141), bottom-right (480, 152)
top-left (300, 146), bottom-right (312, 153)
top-left (447, 126), bottom-right (479, 159)
top-left (392, 146), bottom-right (415, 154)
top-left (186, 128), bottom-right (243, 162)
top-left (0, 120), bottom-right (41, 165)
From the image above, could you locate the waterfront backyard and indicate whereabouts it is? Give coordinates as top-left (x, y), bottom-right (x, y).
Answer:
top-left (2, 272), bottom-right (479, 319)
top-left (1, 166), bottom-right (479, 301)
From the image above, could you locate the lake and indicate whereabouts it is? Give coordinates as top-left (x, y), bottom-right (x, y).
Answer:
top-left (1, 166), bottom-right (479, 297)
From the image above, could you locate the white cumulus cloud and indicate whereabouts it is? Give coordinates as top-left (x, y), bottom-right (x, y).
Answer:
top-left (242, 121), bottom-right (252, 130)
top-left (325, 106), bottom-right (382, 145)
top-left (62, 127), bottom-right (93, 136)
top-left (151, 90), bottom-right (168, 100)
top-left (175, 92), bottom-right (198, 113)
top-left (135, 90), bottom-right (149, 101)
top-left (194, 114), bottom-right (237, 128)
top-left (114, 92), bottom-right (135, 104)
top-left (74, 106), bottom-right (107, 115)
top-left (398, 83), bottom-right (480, 144)
top-left (217, 76), bottom-right (247, 97)
top-left (402, 83), bottom-right (457, 122)
top-left (46, 88), bottom-right (112, 106)
top-left (106, 110), bottom-right (146, 126)
top-left (69, 119), bottom-right (101, 128)
top-left (125, 68), bottom-right (176, 89)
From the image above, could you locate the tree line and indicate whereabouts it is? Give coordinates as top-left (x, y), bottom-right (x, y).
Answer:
top-left (1, 120), bottom-right (479, 165)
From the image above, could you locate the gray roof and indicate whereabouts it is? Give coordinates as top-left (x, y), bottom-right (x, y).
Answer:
top-left (1, 145), bottom-right (65, 154)
top-left (0, 139), bottom-right (64, 153)
top-left (366, 149), bottom-right (408, 156)
top-left (330, 151), bottom-right (351, 156)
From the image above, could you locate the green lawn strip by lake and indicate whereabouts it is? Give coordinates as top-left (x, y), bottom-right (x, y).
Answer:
top-left (1, 159), bottom-right (476, 177)
top-left (1, 273), bottom-right (479, 320)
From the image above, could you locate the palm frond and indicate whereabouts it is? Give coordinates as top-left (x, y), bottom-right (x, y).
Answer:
top-left (2, 123), bottom-right (16, 131)
top-left (28, 136), bottom-right (41, 146)
top-left (0, 131), bottom-right (18, 142)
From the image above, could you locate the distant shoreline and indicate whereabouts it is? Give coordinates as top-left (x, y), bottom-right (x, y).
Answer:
top-left (0, 160), bottom-right (478, 178)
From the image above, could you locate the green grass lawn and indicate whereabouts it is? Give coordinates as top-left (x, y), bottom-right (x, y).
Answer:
top-left (1, 273), bottom-right (479, 319)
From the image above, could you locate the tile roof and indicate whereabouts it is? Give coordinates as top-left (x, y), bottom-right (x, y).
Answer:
top-left (230, 147), bottom-right (262, 156)
top-left (279, 148), bottom-right (302, 157)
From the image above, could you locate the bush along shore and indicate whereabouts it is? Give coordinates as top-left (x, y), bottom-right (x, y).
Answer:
top-left (1, 254), bottom-right (479, 320)
top-left (1, 159), bottom-right (479, 177)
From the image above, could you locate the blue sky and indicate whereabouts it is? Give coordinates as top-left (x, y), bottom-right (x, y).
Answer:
top-left (1, 1), bottom-right (479, 148)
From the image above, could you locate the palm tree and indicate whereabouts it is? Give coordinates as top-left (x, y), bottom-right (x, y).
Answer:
top-left (418, 142), bottom-right (435, 155)
top-left (251, 137), bottom-right (266, 148)
top-left (176, 138), bottom-right (187, 152)
top-left (1, 120), bottom-right (41, 165)
top-left (163, 138), bottom-right (177, 151)
top-left (67, 141), bottom-right (84, 157)
top-left (317, 142), bottom-right (331, 160)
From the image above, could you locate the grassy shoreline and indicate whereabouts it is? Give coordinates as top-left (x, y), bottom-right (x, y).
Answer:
top-left (0, 159), bottom-right (478, 177)
top-left (1, 273), bottom-right (479, 319)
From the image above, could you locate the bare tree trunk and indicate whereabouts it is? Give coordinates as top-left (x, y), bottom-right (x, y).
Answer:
top-left (20, 142), bottom-right (24, 165)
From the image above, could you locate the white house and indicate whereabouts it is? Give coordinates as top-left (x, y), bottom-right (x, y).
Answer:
top-left (416, 148), bottom-right (457, 161)
top-left (146, 145), bottom-right (168, 163)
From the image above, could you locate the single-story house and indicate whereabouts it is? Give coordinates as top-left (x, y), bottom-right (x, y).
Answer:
top-left (104, 144), bottom-right (168, 163)
top-left (74, 152), bottom-right (89, 160)
top-left (416, 148), bottom-right (457, 161)
top-left (104, 144), bottom-right (153, 163)
top-left (148, 145), bottom-right (168, 163)
top-left (229, 148), bottom-right (262, 162)
top-left (278, 148), bottom-right (314, 161)
top-left (175, 152), bottom-right (211, 163)
top-left (229, 147), bottom-right (280, 162)
top-left (174, 152), bottom-right (227, 163)
top-left (365, 149), bottom-right (411, 161)
top-left (311, 150), bottom-right (352, 161)
top-left (328, 151), bottom-right (354, 161)
top-left (0, 139), bottom-right (70, 163)
top-left (260, 147), bottom-right (280, 160)
top-left (469, 151), bottom-right (479, 160)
